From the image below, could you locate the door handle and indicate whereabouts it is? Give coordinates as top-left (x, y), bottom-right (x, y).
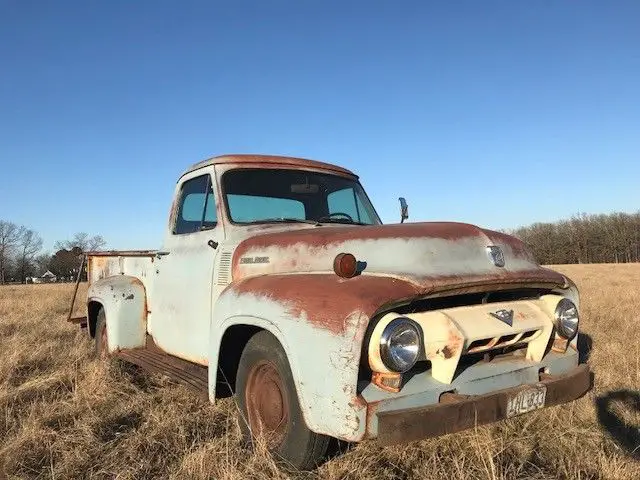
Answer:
top-left (156, 251), bottom-right (170, 258)
top-left (208, 240), bottom-right (218, 250)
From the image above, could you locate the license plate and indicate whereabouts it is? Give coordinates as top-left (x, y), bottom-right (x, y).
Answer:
top-left (506, 385), bottom-right (547, 418)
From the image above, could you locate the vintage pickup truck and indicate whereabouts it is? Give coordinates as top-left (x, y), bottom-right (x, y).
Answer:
top-left (68, 154), bottom-right (591, 468)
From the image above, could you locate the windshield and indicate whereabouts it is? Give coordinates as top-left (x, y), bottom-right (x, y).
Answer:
top-left (222, 169), bottom-right (381, 225)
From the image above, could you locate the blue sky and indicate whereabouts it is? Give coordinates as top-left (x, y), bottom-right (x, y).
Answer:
top-left (1, 1), bottom-right (639, 251)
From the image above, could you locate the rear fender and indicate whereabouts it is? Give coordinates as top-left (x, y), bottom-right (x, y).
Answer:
top-left (88, 275), bottom-right (147, 353)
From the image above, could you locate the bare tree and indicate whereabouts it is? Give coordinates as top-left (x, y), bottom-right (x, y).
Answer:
top-left (34, 253), bottom-right (52, 276)
top-left (54, 232), bottom-right (106, 252)
top-left (0, 221), bottom-right (22, 284)
top-left (16, 229), bottom-right (43, 283)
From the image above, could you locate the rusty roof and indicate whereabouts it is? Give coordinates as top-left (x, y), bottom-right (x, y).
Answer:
top-left (182, 154), bottom-right (358, 178)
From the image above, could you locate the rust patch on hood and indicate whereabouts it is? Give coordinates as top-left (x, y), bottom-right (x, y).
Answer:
top-left (231, 274), bottom-right (421, 335)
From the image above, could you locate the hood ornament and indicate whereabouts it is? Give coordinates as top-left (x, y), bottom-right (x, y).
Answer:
top-left (490, 309), bottom-right (514, 327)
top-left (486, 245), bottom-right (505, 267)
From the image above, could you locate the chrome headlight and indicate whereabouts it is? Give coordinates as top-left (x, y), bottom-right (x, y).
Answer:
top-left (554, 298), bottom-right (579, 340)
top-left (380, 318), bottom-right (422, 373)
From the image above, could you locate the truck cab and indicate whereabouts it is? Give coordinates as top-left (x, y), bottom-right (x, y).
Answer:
top-left (149, 155), bottom-right (381, 365)
top-left (77, 154), bottom-right (592, 469)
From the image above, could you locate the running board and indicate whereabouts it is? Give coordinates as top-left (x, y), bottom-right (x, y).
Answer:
top-left (115, 338), bottom-right (208, 397)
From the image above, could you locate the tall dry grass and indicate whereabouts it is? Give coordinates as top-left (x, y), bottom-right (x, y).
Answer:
top-left (0, 264), bottom-right (639, 479)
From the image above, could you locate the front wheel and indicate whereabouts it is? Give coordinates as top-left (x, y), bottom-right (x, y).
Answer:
top-left (236, 331), bottom-right (329, 469)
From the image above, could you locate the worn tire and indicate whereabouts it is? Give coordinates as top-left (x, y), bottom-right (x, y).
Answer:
top-left (236, 330), bottom-right (329, 469)
top-left (94, 308), bottom-right (109, 359)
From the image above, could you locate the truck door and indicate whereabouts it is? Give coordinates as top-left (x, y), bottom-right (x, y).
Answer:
top-left (149, 169), bottom-right (221, 364)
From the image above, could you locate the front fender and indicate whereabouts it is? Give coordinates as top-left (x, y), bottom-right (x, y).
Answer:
top-left (209, 274), bottom-right (405, 442)
top-left (209, 315), bottom-right (288, 399)
top-left (88, 275), bottom-right (147, 353)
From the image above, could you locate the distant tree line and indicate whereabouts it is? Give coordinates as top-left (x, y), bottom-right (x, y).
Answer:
top-left (510, 212), bottom-right (640, 265)
top-left (0, 220), bottom-right (105, 284)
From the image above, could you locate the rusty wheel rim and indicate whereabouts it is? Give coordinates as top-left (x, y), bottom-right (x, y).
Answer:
top-left (99, 324), bottom-right (109, 359)
top-left (245, 360), bottom-right (289, 448)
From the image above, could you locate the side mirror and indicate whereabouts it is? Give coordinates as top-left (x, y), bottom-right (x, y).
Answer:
top-left (399, 197), bottom-right (409, 223)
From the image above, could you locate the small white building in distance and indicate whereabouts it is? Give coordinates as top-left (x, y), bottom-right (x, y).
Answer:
top-left (30, 271), bottom-right (57, 284)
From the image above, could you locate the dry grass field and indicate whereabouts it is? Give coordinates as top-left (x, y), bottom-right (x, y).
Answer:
top-left (1, 264), bottom-right (639, 479)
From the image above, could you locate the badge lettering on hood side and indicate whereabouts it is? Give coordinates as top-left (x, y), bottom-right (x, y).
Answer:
top-left (240, 256), bottom-right (270, 265)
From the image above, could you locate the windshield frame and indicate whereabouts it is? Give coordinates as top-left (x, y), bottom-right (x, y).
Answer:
top-left (220, 167), bottom-right (383, 226)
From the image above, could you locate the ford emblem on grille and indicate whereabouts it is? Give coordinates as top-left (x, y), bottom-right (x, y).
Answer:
top-left (490, 309), bottom-right (514, 327)
top-left (486, 245), bottom-right (505, 267)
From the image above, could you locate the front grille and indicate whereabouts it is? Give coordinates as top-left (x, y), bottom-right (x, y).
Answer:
top-left (456, 344), bottom-right (528, 373)
top-left (497, 333), bottom-right (518, 344)
top-left (467, 338), bottom-right (494, 351)
top-left (520, 330), bottom-right (537, 341)
top-left (467, 329), bottom-right (541, 353)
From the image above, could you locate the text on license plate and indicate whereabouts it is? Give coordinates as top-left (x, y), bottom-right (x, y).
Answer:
top-left (506, 385), bottom-right (547, 418)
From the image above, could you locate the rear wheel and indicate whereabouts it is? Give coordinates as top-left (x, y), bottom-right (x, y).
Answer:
top-left (94, 308), bottom-right (109, 359)
top-left (236, 330), bottom-right (329, 469)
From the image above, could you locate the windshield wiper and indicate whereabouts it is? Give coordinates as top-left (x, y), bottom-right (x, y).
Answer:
top-left (314, 218), bottom-right (368, 226)
top-left (246, 218), bottom-right (321, 226)
top-left (244, 217), bottom-right (368, 227)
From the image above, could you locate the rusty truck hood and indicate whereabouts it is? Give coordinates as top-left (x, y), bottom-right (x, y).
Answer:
top-left (231, 222), bottom-right (567, 291)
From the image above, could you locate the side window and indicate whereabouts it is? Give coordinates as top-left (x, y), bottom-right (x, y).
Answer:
top-left (174, 175), bottom-right (217, 234)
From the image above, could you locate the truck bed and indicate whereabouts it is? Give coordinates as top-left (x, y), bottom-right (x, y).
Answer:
top-left (86, 250), bottom-right (157, 284)
top-left (67, 250), bottom-right (157, 326)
